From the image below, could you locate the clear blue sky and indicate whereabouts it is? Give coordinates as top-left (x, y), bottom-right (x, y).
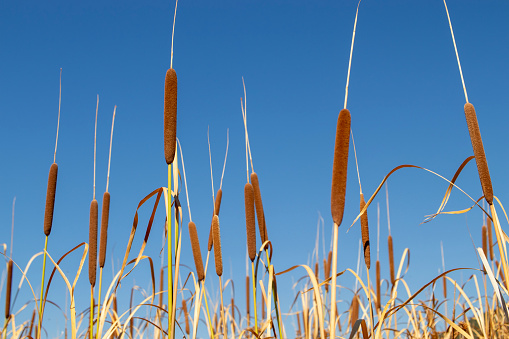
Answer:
top-left (1, 1), bottom-right (508, 337)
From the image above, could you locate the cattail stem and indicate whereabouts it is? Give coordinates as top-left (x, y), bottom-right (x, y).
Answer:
top-left (89, 285), bottom-right (94, 339)
top-left (388, 235), bottom-right (395, 285)
top-left (202, 282), bottom-right (214, 339)
top-left (167, 165), bottom-right (174, 338)
top-left (330, 223), bottom-right (339, 339)
top-left (38, 235), bottom-right (48, 338)
top-left (95, 267), bottom-right (103, 339)
top-left (376, 260), bottom-right (381, 311)
top-left (251, 262), bottom-right (258, 335)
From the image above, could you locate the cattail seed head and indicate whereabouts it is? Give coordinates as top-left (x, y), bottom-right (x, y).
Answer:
top-left (246, 276), bottom-right (250, 318)
top-left (388, 235), bottom-right (395, 285)
top-left (214, 189), bottom-right (222, 216)
top-left (350, 295), bottom-right (359, 330)
top-left (5, 259), bottom-right (13, 319)
top-left (188, 221), bottom-right (205, 281)
top-left (89, 199), bottom-right (98, 287)
top-left (245, 183), bottom-right (256, 262)
top-left (314, 262), bottom-right (319, 280)
top-left (482, 225), bottom-right (488, 259)
top-left (250, 173), bottom-right (268, 244)
top-left (44, 162), bottom-right (58, 236)
top-left (443, 275), bottom-right (447, 299)
top-left (99, 192), bottom-right (110, 268)
top-left (464, 103), bottom-right (493, 205)
top-left (487, 216), bottom-right (494, 261)
top-left (231, 297), bottom-right (235, 323)
top-left (360, 193), bottom-right (370, 269)
top-left (164, 68), bottom-right (177, 164)
top-left (376, 260), bottom-right (381, 311)
top-left (212, 215), bottom-right (223, 276)
top-left (331, 109), bottom-right (351, 226)
top-left (159, 268), bottom-right (164, 308)
top-left (29, 309), bottom-right (36, 337)
top-left (208, 220), bottom-right (214, 252)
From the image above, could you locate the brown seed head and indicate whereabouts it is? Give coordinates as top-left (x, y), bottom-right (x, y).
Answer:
top-left (360, 193), bottom-right (370, 269)
top-left (89, 199), bottom-right (98, 286)
top-left (208, 220), bottom-right (214, 252)
top-left (482, 225), bottom-right (488, 259)
top-left (246, 276), bottom-right (250, 317)
top-left (250, 172), bottom-right (268, 244)
top-left (44, 162), bottom-right (58, 236)
top-left (487, 216), bottom-right (494, 261)
top-left (182, 299), bottom-right (190, 335)
top-left (164, 68), bottom-right (177, 164)
top-left (350, 295), bottom-right (359, 330)
top-left (188, 221), bottom-right (205, 281)
top-left (388, 235), bottom-right (395, 285)
top-left (464, 103), bottom-right (493, 205)
top-left (214, 189), bottom-right (222, 216)
top-left (245, 183), bottom-right (256, 261)
top-left (443, 275), bottom-right (447, 299)
top-left (99, 191), bottom-right (110, 268)
top-left (5, 259), bottom-right (13, 319)
top-left (212, 215), bottom-right (223, 276)
top-left (159, 268), bottom-right (164, 308)
top-left (331, 109), bottom-right (351, 226)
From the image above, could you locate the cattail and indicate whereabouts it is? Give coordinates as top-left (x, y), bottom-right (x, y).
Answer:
top-left (208, 221), bottom-right (214, 251)
top-left (44, 163), bottom-right (58, 236)
top-left (164, 68), bottom-right (177, 164)
top-left (5, 259), bottom-right (13, 319)
top-left (182, 299), bottom-right (190, 335)
top-left (296, 312), bottom-right (302, 338)
top-left (360, 193), bottom-right (370, 269)
top-left (89, 199), bottom-right (98, 286)
top-left (245, 183), bottom-right (256, 262)
top-left (496, 260), bottom-right (506, 287)
top-left (215, 189), bottom-right (222, 216)
top-left (314, 262), bottom-right (319, 280)
top-left (443, 274), bottom-right (447, 299)
top-left (113, 294), bottom-right (119, 337)
top-left (99, 192), bottom-right (110, 268)
top-left (159, 268), bottom-right (164, 309)
top-left (28, 309), bottom-right (36, 338)
top-left (188, 221), bottom-right (205, 281)
top-left (250, 172), bottom-right (268, 244)
top-left (325, 251), bottom-right (332, 293)
top-left (212, 215), bottom-right (223, 276)
top-left (231, 297), bottom-right (235, 324)
top-left (388, 235), bottom-right (395, 285)
top-left (331, 109), bottom-right (351, 226)
top-left (350, 295), bottom-right (359, 329)
top-left (464, 103), bottom-right (493, 205)
top-left (487, 216), bottom-right (494, 261)
top-left (482, 225), bottom-right (488, 259)
top-left (376, 260), bottom-right (381, 311)
top-left (323, 258), bottom-right (328, 292)
top-left (261, 294), bottom-right (266, 319)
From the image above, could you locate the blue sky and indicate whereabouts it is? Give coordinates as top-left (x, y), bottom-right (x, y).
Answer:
top-left (1, 1), bottom-right (508, 337)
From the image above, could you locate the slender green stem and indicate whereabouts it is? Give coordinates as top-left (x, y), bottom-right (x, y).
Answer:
top-left (96, 267), bottom-right (103, 339)
top-left (38, 235), bottom-right (49, 339)
top-left (167, 164), bottom-right (174, 339)
top-left (90, 285), bottom-right (94, 339)
top-left (330, 224), bottom-right (339, 339)
top-left (251, 262), bottom-right (258, 335)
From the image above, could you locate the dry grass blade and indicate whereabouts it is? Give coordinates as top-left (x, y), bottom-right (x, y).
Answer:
top-left (360, 193), bottom-right (370, 269)
top-left (188, 221), bottom-right (204, 281)
top-left (99, 192), bottom-right (110, 268)
top-left (245, 183), bottom-right (256, 262)
top-left (212, 215), bottom-right (223, 276)
top-left (89, 199), bottom-right (98, 287)
top-left (164, 68), bottom-right (177, 164)
top-left (331, 108), bottom-right (351, 226)
top-left (464, 103), bottom-right (493, 205)
top-left (44, 163), bottom-right (58, 236)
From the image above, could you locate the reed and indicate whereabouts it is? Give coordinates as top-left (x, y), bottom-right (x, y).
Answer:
top-left (331, 108), bottom-right (351, 226)
top-left (464, 103), bottom-right (493, 205)
top-left (212, 215), bottom-right (222, 276)
top-left (208, 223), bottom-right (214, 251)
top-left (188, 221), bottom-right (205, 281)
top-left (360, 193), bottom-right (370, 269)
top-left (350, 295), bottom-right (359, 330)
top-left (245, 183), bottom-right (256, 262)
top-left (388, 235), bottom-right (395, 285)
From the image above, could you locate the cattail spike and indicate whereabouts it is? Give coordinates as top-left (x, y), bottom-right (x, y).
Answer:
top-left (183, 299), bottom-right (190, 335)
top-left (44, 163), bottom-right (58, 236)
top-left (250, 172), bottom-right (268, 245)
top-left (214, 189), bottom-right (222, 216)
top-left (376, 260), bottom-right (381, 311)
top-left (212, 215), bottom-right (223, 276)
top-left (487, 216), bottom-right (494, 261)
top-left (388, 235), bottom-right (395, 285)
top-left (5, 259), bottom-right (13, 319)
top-left (207, 220), bottom-right (214, 252)
top-left (164, 68), bottom-right (177, 164)
top-left (188, 221), bottom-right (205, 281)
top-left (99, 192), bottom-right (110, 268)
top-left (89, 199), bottom-right (98, 286)
top-left (350, 295), bottom-right (359, 330)
top-left (331, 109), bottom-right (351, 226)
top-left (464, 103), bottom-right (493, 205)
top-left (245, 183), bottom-right (256, 262)
top-left (482, 225), bottom-right (488, 259)
top-left (360, 193), bottom-right (370, 269)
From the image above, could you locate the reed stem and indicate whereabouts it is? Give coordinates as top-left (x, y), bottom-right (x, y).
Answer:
top-left (167, 164), bottom-right (174, 339)
top-left (251, 261), bottom-right (258, 335)
top-left (95, 267), bottom-right (103, 339)
top-left (38, 235), bottom-right (48, 339)
top-left (330, 223), bottom-right (339, 339)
